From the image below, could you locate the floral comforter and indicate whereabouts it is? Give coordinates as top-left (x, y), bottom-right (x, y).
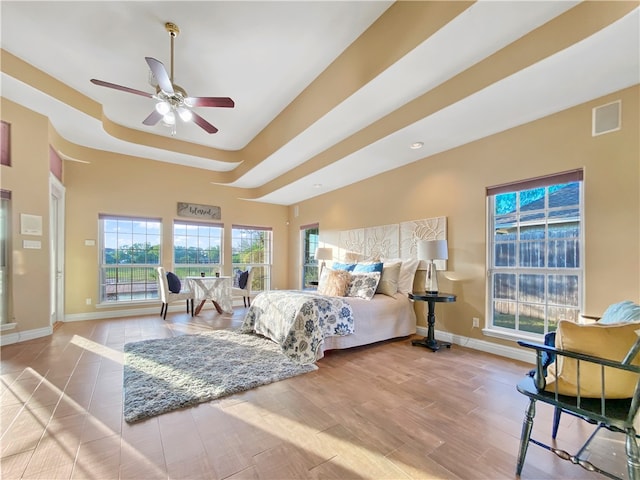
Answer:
top-left (240, 290), bottom-right (355, 364)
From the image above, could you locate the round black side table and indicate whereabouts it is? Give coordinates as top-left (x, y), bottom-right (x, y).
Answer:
top-left (409, 292), bottom-right (456, 352)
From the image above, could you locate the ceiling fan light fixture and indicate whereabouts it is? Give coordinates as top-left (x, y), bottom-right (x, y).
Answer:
top-left (155, 101), bottom-right (171, 115)
top-left (177, 107), bottom-right (192, 122)
top-left (90, 21), bottom-right (233, 135)
top-left (163, 111), bottom-right (176, 125)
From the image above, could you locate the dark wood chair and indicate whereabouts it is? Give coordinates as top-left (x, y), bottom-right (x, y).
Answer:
top-left (516, 334), bottom-right (640, 480)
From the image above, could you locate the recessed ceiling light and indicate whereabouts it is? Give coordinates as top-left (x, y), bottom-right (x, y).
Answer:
top-left (410, 142), bottom-right (424, 149)
top-left (313, 183), bottom-right (322, 188)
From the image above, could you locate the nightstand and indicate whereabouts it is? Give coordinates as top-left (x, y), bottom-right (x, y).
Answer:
top-left (409, 292), bottom-right (456, 352)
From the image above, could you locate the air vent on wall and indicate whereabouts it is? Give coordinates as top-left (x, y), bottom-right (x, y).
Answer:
top-left (592, 100), bottom-right (621, 136)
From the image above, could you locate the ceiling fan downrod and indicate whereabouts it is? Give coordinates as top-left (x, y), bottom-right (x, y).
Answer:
top-left (165, 22), bottom-right (179, 83)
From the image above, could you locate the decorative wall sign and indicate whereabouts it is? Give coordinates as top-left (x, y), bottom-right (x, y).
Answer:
top-left (336, 216), bottom-right (447, 269)
top-left (177, 202), bottom-right (221, 220)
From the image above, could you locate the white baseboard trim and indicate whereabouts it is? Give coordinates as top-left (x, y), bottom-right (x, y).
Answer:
top-left (64, 301), bottom-right (245, 323)
top-left (416, 326), bottom-right (535, 364)
top-left (65, 306), bottom-right (164, 322)
top-left (0, 326), bottom-right (53, 346)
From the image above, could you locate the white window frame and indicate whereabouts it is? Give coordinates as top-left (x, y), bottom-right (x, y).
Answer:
top-left (231, 225), bottom-right (272, 293)
top-left (173, 220), bottom-right (223, 279)
top-left (99, 214), bottom-right (162, 304)
top-left (485, 170), bottom-right (584, 342)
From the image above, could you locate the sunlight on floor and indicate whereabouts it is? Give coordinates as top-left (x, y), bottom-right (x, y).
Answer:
top-left (70, 334), bottom-right (123, 364)
top-left (223, 400), bottom-right (440, 478)
top-left (2, 366), bottom-right (166, 478)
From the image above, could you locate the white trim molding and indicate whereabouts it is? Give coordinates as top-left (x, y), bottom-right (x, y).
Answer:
top-left (0, 326), bottom-right (53, 346)
top-left (416, 325), bottom-right (536, 364)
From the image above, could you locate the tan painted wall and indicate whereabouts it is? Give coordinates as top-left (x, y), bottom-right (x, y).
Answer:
top-left (0, 99), bottom-right (52, 334)
top-left (62, 151), bottom-right (289, 316)
top-left (288, 86), bottom-right (640, 346)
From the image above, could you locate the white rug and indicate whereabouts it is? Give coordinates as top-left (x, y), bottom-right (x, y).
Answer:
top-left (123, 329), bottom-right (317, 423)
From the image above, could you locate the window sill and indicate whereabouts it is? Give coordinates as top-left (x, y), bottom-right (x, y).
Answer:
top-left (96, 299), bottom-right (156, 309)
top-left (481, 328), bottom-right (543, 344)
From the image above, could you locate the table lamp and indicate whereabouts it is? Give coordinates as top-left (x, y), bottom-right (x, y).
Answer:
top-left (314, 247), bottom-right (333, 278)
top-left (417, 239), bottom-right (448, 294)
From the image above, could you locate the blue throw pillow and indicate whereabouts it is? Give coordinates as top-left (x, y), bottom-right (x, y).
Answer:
top-left (353, 262), bottom-right (383, 273)
top-left (166, 272), bottom-right (181, 293)
top-left (599, 301), bottom-right (640, 324)
top-left (332, 262), bottom-right (356, 271)
top-left (239, 270), bottom-right (249, 289)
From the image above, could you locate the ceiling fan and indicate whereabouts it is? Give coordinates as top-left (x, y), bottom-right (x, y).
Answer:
top-left (90, 22), bottom-right (234, 135)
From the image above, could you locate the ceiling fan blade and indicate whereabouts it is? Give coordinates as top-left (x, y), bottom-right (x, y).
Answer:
top-left (142, 110), bottom-right (163, 126)
top-left (191, 111), bottom-right (219, 134)
top-left (185, 97), bottom-right (235, 108)
top-left (90, 79), bottom-right (153, 98)
top-left (145, 57), bottom-right (174, 95)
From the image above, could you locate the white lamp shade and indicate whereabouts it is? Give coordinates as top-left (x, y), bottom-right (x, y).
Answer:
top-left (417, 239), bottom-right (448, 260)
top-left (314, 247), bottom-right (333, 261)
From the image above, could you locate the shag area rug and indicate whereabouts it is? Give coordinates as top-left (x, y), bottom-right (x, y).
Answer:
top-left (123, 329), bottom-right (317, 423)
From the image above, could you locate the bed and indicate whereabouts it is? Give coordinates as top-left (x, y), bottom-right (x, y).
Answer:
top-left (240, 260), bottom-right (418, 364)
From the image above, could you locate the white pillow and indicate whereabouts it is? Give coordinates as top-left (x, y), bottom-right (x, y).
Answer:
top-left (383, 258), bottom-right (419, 294)
top-left (376, 262), bottom-right (401, 297)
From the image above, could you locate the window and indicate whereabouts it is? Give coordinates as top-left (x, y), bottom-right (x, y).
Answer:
top-left (100, 215), bottom-right (161, 303)
top-left (1, 190), bottom-right (11, 324)
top-left (300, 224), bottom-right (319, 289)
top-left (173, 221), bottom-right (223, 279)
top-left (487, 170), bottom-right (583, 338)
top-left (231, 225), bottom-right (272, 292)
top-left (1, 121), bottom-right (10, 166)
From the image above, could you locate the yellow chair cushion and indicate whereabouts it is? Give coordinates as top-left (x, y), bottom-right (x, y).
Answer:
top-left (545, 320), bottom-right (640, 399)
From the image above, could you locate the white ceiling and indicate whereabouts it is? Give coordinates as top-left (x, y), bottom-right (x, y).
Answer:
top-left (1, 1), bottom-right (639, 205)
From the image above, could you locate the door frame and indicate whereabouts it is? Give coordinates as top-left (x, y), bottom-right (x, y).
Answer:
top-left (50, 174), bottom-right (65, 325)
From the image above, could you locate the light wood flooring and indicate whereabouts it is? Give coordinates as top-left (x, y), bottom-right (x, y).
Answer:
top-left (0, 308), bottom-right (621, 479)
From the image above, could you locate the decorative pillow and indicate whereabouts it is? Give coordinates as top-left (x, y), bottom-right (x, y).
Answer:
top-left (376, 262), bottom-right (401, 297)
top-left (332, 262), bottom-right (356, 271)
top-left (166, 272), bottom-right (181, 293)
top-left (382, 258), bottom-right (419, 294)
top-left (598, 301), bottom-right (640, 324)
top-left (346, 272), bottom-right (381, 300)
top-left (238, 270), bottom-right (249, 290)
top-left (317, 268), bottom-right (351, 297)
top-left (545, 320), bottom-right (640, 398)
top-left (233, 270), bottom-right (242, 288)
top-left (353, 262), bottom-right (383, 273)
